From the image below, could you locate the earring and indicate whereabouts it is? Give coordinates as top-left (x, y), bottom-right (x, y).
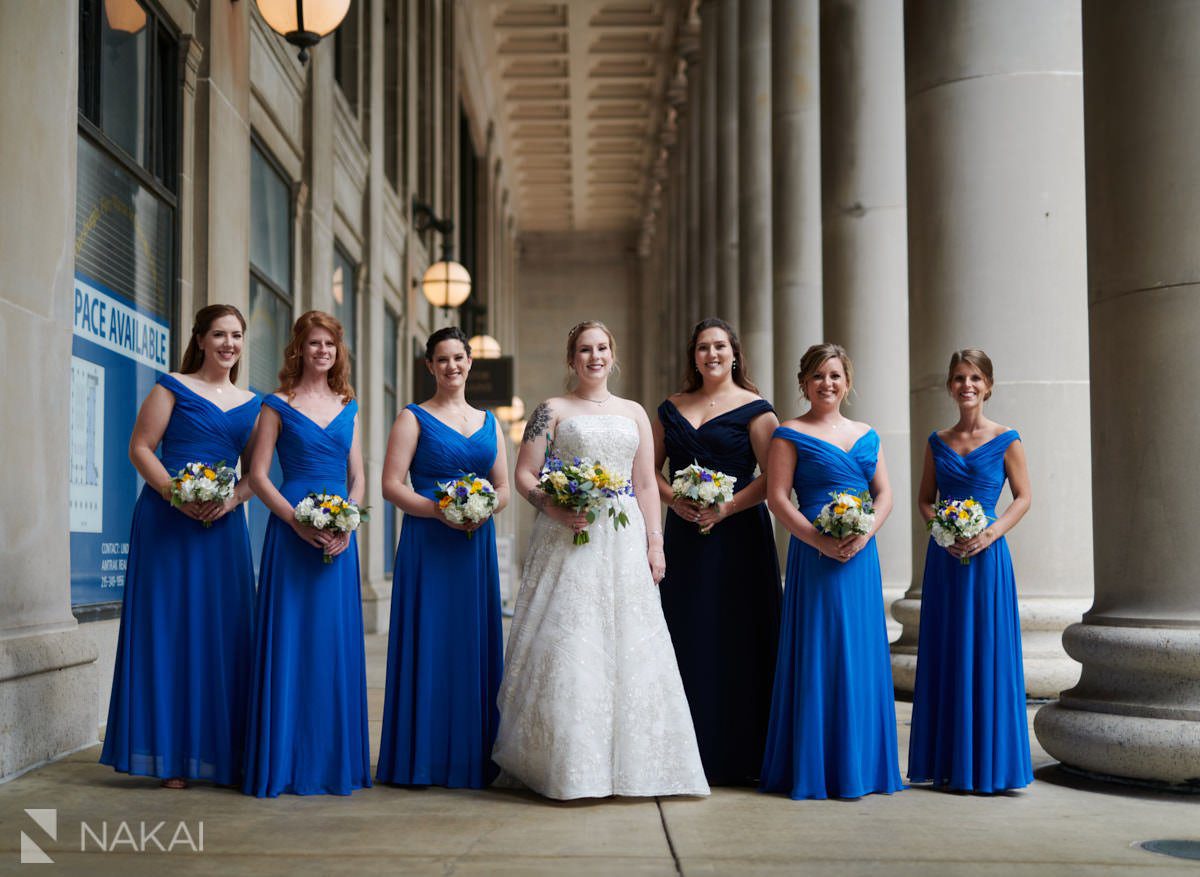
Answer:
top-left (733, 360), bottom-right (738, 371)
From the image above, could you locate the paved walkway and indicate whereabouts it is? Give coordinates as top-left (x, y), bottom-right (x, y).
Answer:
top-left (2, 634), bottom-right (1198, 875)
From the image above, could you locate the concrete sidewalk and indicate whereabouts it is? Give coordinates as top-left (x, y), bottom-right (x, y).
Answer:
top-left (1, 634), bottom-right (1197, 875)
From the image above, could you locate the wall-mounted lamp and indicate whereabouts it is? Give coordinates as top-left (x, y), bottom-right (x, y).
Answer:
top-left (413, 197), bottom-right (472, 311)
top-left (105, 0), bottom-right (147, 34)
top-left (257, 0), bottom-right (351, 63)
top-left (468, 335), bottom-right (502, 359)
top-left (496, 396), bottom-right (525, 423)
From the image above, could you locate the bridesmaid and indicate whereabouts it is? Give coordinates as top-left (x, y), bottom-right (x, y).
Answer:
top-left (908, 348), bottom-right (1033, 793)
top-left (653, 318), bottom-right (781, 785)
top-left (760, 343), bottom-right (904, 800)
top-left (101, 304), bottom-right (259, 788)
top-left (377, 327), bottom-right (509, 788)
top-left (242, 311), bottom-right (372, 797)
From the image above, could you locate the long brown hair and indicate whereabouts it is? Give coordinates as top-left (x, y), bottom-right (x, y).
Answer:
top-left (276, 310), bottom-right (355, 403)
top-left (179, 304), bottom-right (247, 383)
top-left (679, 317), bottom-right (760, 394)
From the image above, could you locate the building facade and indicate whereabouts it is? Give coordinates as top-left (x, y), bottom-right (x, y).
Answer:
top-left (2, 0), bottom-right (1199, 790)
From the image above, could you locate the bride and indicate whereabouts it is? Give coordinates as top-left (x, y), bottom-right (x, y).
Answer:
top-left (493, 320), bottom-right (710, 800)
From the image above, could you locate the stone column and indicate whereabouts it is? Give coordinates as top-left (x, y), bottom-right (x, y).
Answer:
top-left (686, 51), bottom-right (703, 330)
top-left (894, 0), bottom-right (1093, 697)
top-left (770, 0), bottom-right (820, 414)
top-left (1034, 1), bottom-right (1200, 785)
top-left (360, 0), bottom-right (389, 633)
top-left (303, 47), bottom-right (335, 312)
top-left (0, 0), bottom-right (98, 779)
top-left (820, 0), bottom-right (910, 638)
top-left (715, 0), bottom-right (740, 324)
top-left (738, 0), bottom-right (773, 402)
top-left (699, 0), bottom-right (720, 319)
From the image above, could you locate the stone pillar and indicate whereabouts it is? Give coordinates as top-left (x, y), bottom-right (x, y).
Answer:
top-left (0, 0), bottom-right (99, 780)
top-left (303, 48), bottom-right (335, 312)
top-left (360, 0), bottom-right (390, 633)
top-left (715, 0), bottom-right (740, 324)
top-left (770, 0), bottom-right (820, 414)
top-left (738, 0), bottom-right (773, 402)
top-left (193, 0), bottom-right (252, 311)
top-left (820, 0), bottom-right (910, 638)
top-left (699, 0), bottom-right (720, 319)
top-left (894, 0), bottom-right (1093, 697)
top-left (686, 52), bottom-right (703, 330)
top-left (1034, 1), bottom-right (1200, 785)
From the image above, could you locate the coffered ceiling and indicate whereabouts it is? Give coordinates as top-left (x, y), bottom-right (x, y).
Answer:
top-left (481, 1), bottom-right (685, 232)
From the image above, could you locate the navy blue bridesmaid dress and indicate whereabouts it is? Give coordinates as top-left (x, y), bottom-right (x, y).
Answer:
top-left (908, 430), bottom-right (1033, 792)
top-left (657, 399), bottom-right (781, 785)
top-left (760, 427), bottom-right (904, 800)
top-left (377, 405), bottom-right (503, 788)
top-left (242, 394), bottom-right (372, 797)
top-left (100, 373), bottom-right (258, 784)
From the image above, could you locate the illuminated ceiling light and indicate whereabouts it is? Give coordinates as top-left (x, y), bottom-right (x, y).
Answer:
top-left (421, 261), bottom-right (472, 310)
top-left (469, 335), bottom-right (502, 359)
top-left (256, 0), bottom-right (351, 64)
top-left (104, 0), bottom-right (147, 34)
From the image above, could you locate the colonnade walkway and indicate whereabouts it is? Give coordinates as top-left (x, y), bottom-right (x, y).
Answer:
top-left (2, 634), bottom-right (1197, 875)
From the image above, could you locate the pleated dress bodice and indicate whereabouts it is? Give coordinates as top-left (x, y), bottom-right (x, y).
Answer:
top-left (262, 394), bottom-right (357, 503)
top-left (658, 398), bottom-right (774, 491)
top-left (156, 373), bottom-right (259, 473)
top-left (929, 429), bottom-right (1020, 517)
top-left (406, 404), bottom-right (498, 497)
top-left (779, 426), bottom-right (880, 520)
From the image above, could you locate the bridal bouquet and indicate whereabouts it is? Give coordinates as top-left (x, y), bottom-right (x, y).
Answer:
top-left (671, 462), bottom-right (736, 534)
top-left (167, 460), bottom-right (237, 528)
top-left (538, 451), bottom-right (632, 546)
top-left (294, 491), bottom-right (369, 563)
top-left (928, 497), bottom-right (988, 565)
top-left (813, 490), bottom-right (876, 539)
top-left (435, 473), bottom-right (498, 539)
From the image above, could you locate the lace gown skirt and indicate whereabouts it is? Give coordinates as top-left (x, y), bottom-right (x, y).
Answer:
top-left (492, 415), bottom-right (709, 800)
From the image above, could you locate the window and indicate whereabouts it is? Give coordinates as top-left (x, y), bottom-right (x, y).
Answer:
top-left (383, 307), bottom-right (399, 574)
top-left (415, 0), bottom-right (436, 250)
top-left (249, 141), bottom-right (294, 394)
top-left (332, 243), bottom-right (358, 386)
top-left (72, 0), bottom-right (179, 614)
top-left (333, 0), bottom-right (365, 116)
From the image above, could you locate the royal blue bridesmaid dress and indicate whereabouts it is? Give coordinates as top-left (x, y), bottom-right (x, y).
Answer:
top-left (100, 373), bottom-right (258, 784)
top-left (908, 430), bottom-right (1033, 792)
top-left (242, 395), bottom-right (372, 797)
top-left (759, 427), bottom-right (904, 800)
top-left (376, 405), bottom-right (503, 788)
top-left (657, 399), bottom-right (781, 785)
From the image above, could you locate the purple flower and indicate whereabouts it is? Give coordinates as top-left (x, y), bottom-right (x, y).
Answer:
top-left (700, 471), bottom-right (714, 482)
top-left (456, 486), bottom-right (469, 498)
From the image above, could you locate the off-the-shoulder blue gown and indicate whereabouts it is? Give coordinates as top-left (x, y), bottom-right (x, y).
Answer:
top-left (760, 427), bottom-right (903, 800)
top-left (658, 399), bottom-right (781, 785)
top-left (908, 430), bottom-right (1033, 792)
top-left (100, 373), bottom-right (258, 784)
top-left (242, 395), bottom-right (372, 797)
top-left (377, 404), bottom-right (503, 788)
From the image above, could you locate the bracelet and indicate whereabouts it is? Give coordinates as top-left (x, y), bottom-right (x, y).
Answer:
top-left (646, 529), bottom-right (662, 537)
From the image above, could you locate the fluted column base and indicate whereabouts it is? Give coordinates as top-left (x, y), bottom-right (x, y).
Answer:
top-left (891, 596), bottom-right (1087, 699)
top-left (1034, 622), bottom-right (1200, 786)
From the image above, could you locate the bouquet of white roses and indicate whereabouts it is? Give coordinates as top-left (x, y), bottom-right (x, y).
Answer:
top-left (167, 460), bottom-right (237, 528)
top-left (813, 490), bottom-right (876, 539)
top-left (671, 462), bottom-right (736, 534)
top-left (294, 491), bottom-right (369, 563)
top-left (928, 497), bottom-right (988, 565)
top-left (538, 451), bottom-right (632, 546)
top-left (435, 473), bottom-right (498, 539)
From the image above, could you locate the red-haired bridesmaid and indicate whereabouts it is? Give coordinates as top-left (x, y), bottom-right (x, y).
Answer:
top-left (242, 311), bottom-right (372, 797)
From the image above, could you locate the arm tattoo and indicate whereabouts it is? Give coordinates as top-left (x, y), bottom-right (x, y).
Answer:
top-left (522, 401), bottom-right (552, 444)
top-left (525, 486), bottom-right (548, 510)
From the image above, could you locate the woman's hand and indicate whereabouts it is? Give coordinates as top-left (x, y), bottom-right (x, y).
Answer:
top-left (323, 530), bottom-right (352, 557)
top-left (950, 528), bottom-right (996, 560)
top-left (291, 521), bottom-right (328, 550)
top-left (670, 498), bottom-right (705, 524)
top-left (647, 545), bottom-right (666, 584)
top-left (694, 501), bottom-right (729, 534)
top-left (198, 496), bottom-right (241, 524)
top-left (544, 504), bottom-right (590, 536)
top-left (836, 533), bottom-right (870, 562)
top-left (440, 511), bottom-right (487, 534)
top-left (813, 533), bottom-right (850, 563)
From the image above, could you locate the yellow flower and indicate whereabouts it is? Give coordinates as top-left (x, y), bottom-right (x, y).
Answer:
top-left (471, 480), bottom-right (483, 494)
top-left (439, 495), bottom-right (453, 509)
top-left (834, 504), bottom-right (848, 515)
top-left (203, 468), bottom-right (216, 479)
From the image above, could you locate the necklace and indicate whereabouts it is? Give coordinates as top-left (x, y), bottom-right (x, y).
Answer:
top-left (574, 392), bottom-right (612, 405)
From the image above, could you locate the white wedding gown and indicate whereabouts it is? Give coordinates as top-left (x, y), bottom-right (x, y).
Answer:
top-left (493, 415), bottom-right (710, 800)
